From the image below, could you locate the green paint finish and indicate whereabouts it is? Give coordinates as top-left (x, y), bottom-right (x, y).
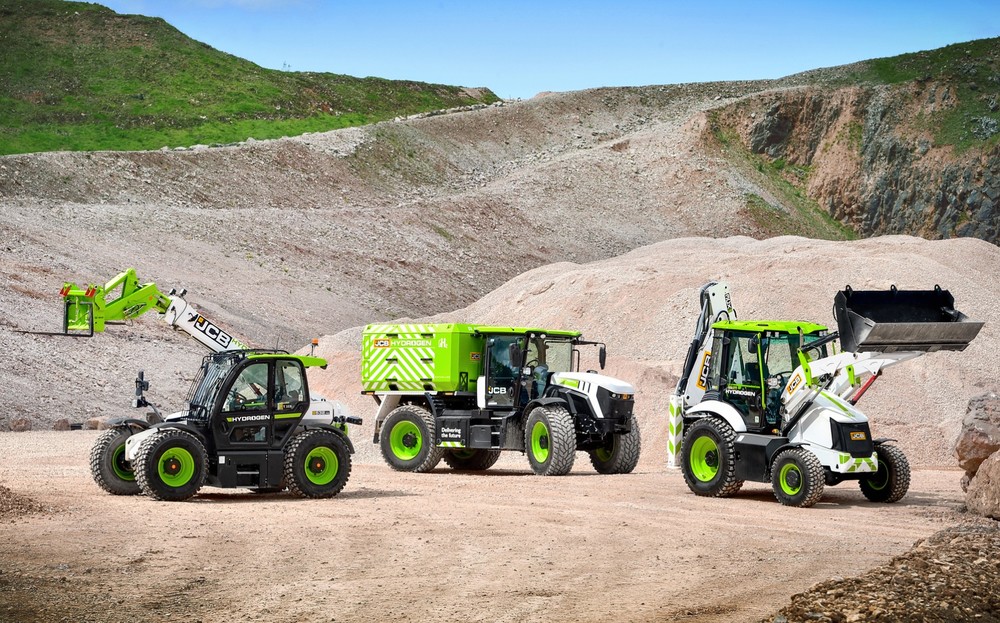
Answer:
top-left (274, 412), bottom-right (302, 420)
top-left (558, 378), bottom-right (581, 389)
top-left (112, 444), bottom-right (135, 481)
top-left (530, 420), bottom-right (550, 463)
top-left (157, 447), bottom-right (196, 488)
top-left (711, 320), bottom-right (828, 335)
top-left (304, 446), bottom-right (339, 485)
top-left (388, 420), bottom-right (422, 460)
top-left (822, 391), bottom-right (855, 417)
top-left (779, 462), bottom-right (802, 495)
top-left (688, 436), bottom-right (720, 482)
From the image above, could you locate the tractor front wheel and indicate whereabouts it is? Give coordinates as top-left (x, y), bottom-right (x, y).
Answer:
top-left (284, 429), bottom-right (352, 498)
top-left (135, 429), bottom-right (207, 502)
top-left (90, 426), bottom-right (141, 496)
top-left (860, 444), bottom-right (910, 503)
top-left (379, 405), bottom-right (444, 472)
top-left (443, 448), bottom-right (502, 471)
top-left (525, 405), bottom-right (576, 476)
top-left (589, 414), bottom-right (641, 474)
top-left (680, 417), bottom-right (743, 497)
top-left (771, 447), bottom-right (825, 508)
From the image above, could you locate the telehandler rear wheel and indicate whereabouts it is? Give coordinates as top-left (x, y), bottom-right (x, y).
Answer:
top-left (681, 417), bottom-right (743, 497)
top-left (284, 429), bottom-right (352, 498)
top-left (443, 448), bottom-right (502, 471)
top-left (525, 405), bottom-right (576, 476)
top-left (90, 426), bottom-right (140, 496)
top-left (589, 414), bottom-right (641, 474)
top-left (135, 429), bottom-right (207, 502)
top-left (771, 448), bottom-right (824, 508)
top-left (379, 405), bottom-right (444, 472)
top-left (860, 444), bottom-right (910, 503)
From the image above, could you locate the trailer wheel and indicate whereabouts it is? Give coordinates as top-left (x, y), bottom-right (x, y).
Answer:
top-left (135, 429), bottom-right (207, 502)
top-left (771, 447), bottom-right (825, 508)
top-left (379, 405), bottom-right (444, 472)
top-left (525, 405), bottom-right (576, 476)
top-left (284, 429), bottom-right (352, 498)
top-left (443, 448), bottom-right (502, 471)
top-left (680, 417), bottom-right (743, 497)
top-left (90, 426), bottom-right (140, 496)
top-left (860, 444), bottom-right (910, 503)
top-left (589, 414), bottom-right (641, 474)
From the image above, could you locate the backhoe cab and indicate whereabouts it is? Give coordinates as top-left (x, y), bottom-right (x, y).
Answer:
top-left (669, 282), bottom-right (983, 507)
top-left (90, 350), bottom-right (361, 501)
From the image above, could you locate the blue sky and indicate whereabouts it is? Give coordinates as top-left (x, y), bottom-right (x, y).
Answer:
top-left (98, 1), bottom-right (999, 100)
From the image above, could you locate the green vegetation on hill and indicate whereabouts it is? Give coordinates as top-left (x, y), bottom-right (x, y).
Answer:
top-left (0, 0), bottom-right (500, 155)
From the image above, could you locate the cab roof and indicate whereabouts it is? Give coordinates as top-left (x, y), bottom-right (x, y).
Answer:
top-left (474, 326), bottom-right (581, 338)
top-left (712, 320), bottom-right (828, 335)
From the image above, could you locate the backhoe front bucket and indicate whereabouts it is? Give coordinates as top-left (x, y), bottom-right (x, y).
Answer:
top-left (834, 285), bottom-right (983, 353)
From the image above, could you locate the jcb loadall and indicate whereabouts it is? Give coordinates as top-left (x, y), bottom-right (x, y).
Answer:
top-left (64, 269), bottom-right (359, 501)
top-left (668, 282), bottom-right (983, 507)
top-left (361, 323), bottom-right (641, 476)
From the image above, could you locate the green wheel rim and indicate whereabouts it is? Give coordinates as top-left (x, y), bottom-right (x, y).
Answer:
top-left (688, 436), bottom-right (719, 482)
top-left (779, 462), bottom-right (802, 495)
top-left (451, 448), bottom-right (477, 459)
top-left (531, 420), bottom-right (550, 463)
top-left (389, 420), bottom-right (422, 460)
top-left (158, 447), bottom-right (195, 487)
top-left (594, 443), bottom-right (614, 463)
top-left (867, 465), bottom-right (889, 490)
top-left (112, 444), bottom-right (135, 481)
top-left (305, 446), bottom-right (339, 485)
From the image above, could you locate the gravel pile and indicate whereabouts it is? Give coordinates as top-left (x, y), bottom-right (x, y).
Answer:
top-left (764, 523), bottom-right (1000, 623)
top-left (0, 484), bottom-right (47, 522)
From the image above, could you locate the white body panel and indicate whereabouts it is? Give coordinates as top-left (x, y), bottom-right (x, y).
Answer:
top-left (552, 371), bottom-right (635, 419)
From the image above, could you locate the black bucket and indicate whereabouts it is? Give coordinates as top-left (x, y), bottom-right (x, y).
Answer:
top-left (834, 285), bottom-right (984, 353)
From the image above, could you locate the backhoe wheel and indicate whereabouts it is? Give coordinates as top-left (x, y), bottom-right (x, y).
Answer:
top-left (90, 426), bottom-right (140, 496)
top-left (135, 429), bottom-right (207, 502)
top-left (589, 414), bottom-right (641, 474)
top-left (443, 448), bottom-right (502, 471)
top-left (860, 444), bottom-right (910, 503)
top-left (525, 405), bottom-right (576, 476)
top-left (379, 405), bottom-right (444, 473)
top-left (680, 417), bottom-right (744, 497)
top-left (771, 447), bottom-right (825, 508)
top-left (284, 429), bottom-right (352, 498)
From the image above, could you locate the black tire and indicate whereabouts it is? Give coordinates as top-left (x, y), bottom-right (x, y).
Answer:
top-left (135, 429), bottom-right (207, 502)
top-left (378, 405), bottom-right (444, 472)
top-left (771, 447), bottom-right (825, 508)
top-left (89, 426), bottom-right (141, 496)
top-left (525, 405), bottom-right (576, 476)
top-left (442, 448), bottom-right (502, 471)
top-left (284, 429), bottom-right (352, 498)
top-left (860, 444), bottom-right (910, 503)
top-left (589, 414), bottom-right (641, 474)
top-left (680, 417), bottom-right (744, 497)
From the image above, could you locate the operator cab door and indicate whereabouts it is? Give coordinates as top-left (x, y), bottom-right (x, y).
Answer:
top-left (719, 331), bottom-right (766, 430)
top-left (484, 335), bottom-right (526, 410)
top-left (213, 358), bottom-right (309, 451)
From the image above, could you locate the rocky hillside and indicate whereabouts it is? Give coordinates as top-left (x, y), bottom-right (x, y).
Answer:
top-left (707, 38), bottom-right (1000, 244)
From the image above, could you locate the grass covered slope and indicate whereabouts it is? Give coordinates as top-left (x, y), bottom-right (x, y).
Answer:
top-left (0, 0), bottom-right (499, 154)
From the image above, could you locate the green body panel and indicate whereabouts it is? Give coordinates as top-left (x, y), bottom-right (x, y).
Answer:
top-left (62, 268), bottom-right (172, 333)
top-left (360, 323), bottom-right (581, 393)
top-left (246, 353), bottom-right (327, 368)
top-left (711, 319), bottom-right (828, 335)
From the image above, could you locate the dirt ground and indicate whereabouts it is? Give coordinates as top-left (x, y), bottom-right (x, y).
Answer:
top-left (0, 431), bottom-right (983, 623)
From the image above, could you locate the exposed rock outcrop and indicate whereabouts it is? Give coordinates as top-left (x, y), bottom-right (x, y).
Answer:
top-left (954, 391), bottom-right (1000, 489)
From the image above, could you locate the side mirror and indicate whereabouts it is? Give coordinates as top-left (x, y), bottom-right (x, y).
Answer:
top-left (599, 346), bottom-right (607, 370)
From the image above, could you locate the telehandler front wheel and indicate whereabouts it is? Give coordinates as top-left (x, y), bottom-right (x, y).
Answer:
top-left (860, 444), bottom-right (910, 503)
top-left (771, 447), bottom-right (824, 508)
top-left (379, 405), bottom-right (444, 472)
top-left (135, 429), bottom-right (207, 502)
top-left (443, 448), bottom-right (502, 471)
top-left (680, 417), bottom-right (743, 497)
top-left (284, 429), bottom-right (352, 498)
top-left (90, 426), bottom-right (141, 496)
top-left (525, 405), bottom-right (576, 476)
top-left (589, 414), bottom-right (641, 474)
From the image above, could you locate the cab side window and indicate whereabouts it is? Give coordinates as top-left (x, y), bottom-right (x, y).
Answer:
top-left (223, 362), bottom-right (270, 412)
top-left (275, 360), bottom-right (306, 410)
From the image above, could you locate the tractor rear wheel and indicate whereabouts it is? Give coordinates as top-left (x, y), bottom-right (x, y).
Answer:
top-left (284, 429), bottom-right (352, 498)
top-left (771, 447), bottom-right (825, 508)
top-left (135, 429), bottom-right (207, 502)
top-left (90, 426), bottom-right (141, 496)
top-left (860, 444), bottom-right (910, 503)
top-left (443, 448), bottom-right (502, 471)
top-left (680, 417), bottom-right (743, 497)
top-left (379, 405), bottom-right (444, 472)
top-left (525, 405), bottom-right (576, 476)
top-left (589, 414), bottom-right (641, 474)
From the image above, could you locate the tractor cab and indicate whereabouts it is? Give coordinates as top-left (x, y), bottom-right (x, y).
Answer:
top-left (705, 320), bottom-right (829, 432)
